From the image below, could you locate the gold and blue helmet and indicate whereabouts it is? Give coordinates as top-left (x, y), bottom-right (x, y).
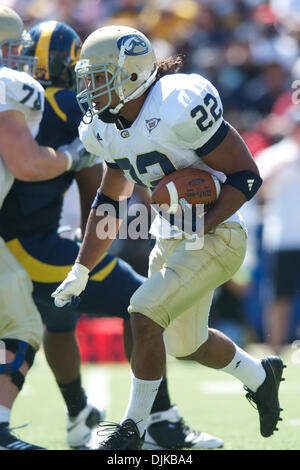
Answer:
top-left (23, 20), bottom-right (81, 88)
top-left (0, 6), bottom-right (37, 75)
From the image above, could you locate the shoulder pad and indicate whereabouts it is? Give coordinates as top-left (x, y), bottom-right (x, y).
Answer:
top-left (156, 73), bottom-right (225, 150)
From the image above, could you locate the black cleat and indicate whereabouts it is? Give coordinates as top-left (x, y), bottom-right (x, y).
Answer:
top-left (143, 406), bottom-right (223, 449)
top-left (97, 419), bottom-right (144, 450)
top-left (0, 423), bottom-right (46, 450)
top-left (244, 356), bottom-right (285, 437)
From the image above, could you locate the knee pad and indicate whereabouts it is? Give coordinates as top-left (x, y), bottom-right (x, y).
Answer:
top-left (0, 339), bottom-right (36, 391)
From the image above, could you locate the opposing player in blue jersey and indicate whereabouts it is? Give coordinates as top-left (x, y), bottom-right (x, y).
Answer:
top-left (0, 21), bottom-right (223, 450)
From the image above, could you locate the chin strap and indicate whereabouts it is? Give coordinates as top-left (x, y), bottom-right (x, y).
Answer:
top-left (110, 65), bottom-right (158, 116)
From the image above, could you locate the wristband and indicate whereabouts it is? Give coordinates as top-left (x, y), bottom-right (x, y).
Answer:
top-left (91, 189), bottom-right (130, 219)
top-left (224, 170), bottom-right (263, 200)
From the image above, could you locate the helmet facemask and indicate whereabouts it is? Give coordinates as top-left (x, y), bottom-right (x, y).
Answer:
top-left (0, 30), bottom-right (37, 75)
top-left (76, 61), bottom-right (132, 118)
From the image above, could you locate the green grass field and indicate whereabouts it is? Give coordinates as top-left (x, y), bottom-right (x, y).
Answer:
top-left (10, 344), bottom-right (300, 450)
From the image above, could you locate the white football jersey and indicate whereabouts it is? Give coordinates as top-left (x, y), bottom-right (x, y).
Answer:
top-left (0, 66), bottom-right (44, 209)
top-left (79, 73), bottom-right (245, 237)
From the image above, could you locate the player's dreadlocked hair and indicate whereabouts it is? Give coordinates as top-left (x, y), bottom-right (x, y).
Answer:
top-left (155, 55), bottom-right (185, 80)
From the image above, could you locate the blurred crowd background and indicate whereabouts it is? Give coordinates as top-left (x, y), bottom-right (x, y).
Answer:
top-left (3, 0), bottom-right (300, 353)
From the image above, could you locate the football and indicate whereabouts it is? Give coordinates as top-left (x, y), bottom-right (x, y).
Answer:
top-left (152, 168), bottom-right (221, 214)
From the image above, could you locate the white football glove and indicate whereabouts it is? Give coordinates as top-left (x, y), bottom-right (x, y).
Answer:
top-left (51, 263), bottom-right (89, 308)
top-left (58, 137), bottom-right (98, 172)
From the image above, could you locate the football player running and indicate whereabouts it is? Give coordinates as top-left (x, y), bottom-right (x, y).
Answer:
top-left (0, 7), bottom-right (98, 450)
top-left (52, 26), bottom-right (285, 450)
top-left (0, 20), bottom-right (223, 450)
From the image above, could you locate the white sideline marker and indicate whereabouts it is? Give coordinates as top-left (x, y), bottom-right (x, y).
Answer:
top-left (85, 366), bottom-right (110, 410)
top-left (84, 367), bottom-right (110, 448)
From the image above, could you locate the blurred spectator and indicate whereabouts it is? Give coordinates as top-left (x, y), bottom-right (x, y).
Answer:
top-left (271, 0), bottom-right (300, 34)
top-left (210, 267), bottom-right (252, 348)
top-left (255, 105), bottom-right (300, 353)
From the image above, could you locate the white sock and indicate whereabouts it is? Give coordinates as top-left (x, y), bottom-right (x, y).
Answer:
top-left (220, 345), bottom-right (266, 392)
top-left (0, 405), bottom-right (10, 425)
top-left (121, 372), bottom-right (162, 436)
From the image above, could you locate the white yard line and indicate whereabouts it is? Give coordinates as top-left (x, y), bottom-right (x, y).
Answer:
top-left (84, 366), bottom-right (111, 448)
top-left (198, 380), bottom-right (243, 394)
top-left (286, 418), bottom-right (300, 427)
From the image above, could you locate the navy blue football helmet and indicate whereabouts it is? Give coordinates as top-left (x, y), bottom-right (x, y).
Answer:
top-left (23, 20), bottom-right (81, 88)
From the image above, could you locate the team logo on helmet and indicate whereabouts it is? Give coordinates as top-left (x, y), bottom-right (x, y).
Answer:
top-left (117, 35), bottom-right (148, 56)
top-left (70, 38), bottom-right (81, 65)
